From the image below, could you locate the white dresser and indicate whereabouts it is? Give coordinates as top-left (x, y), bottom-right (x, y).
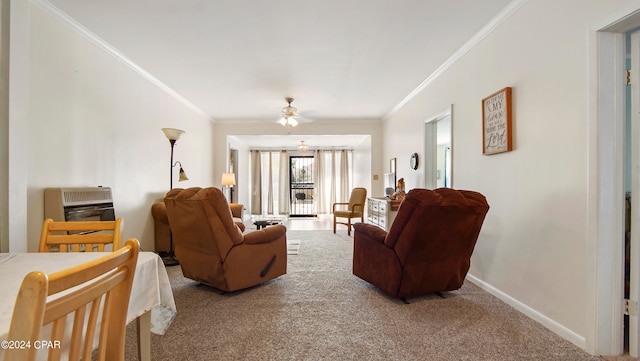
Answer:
top-left (367, 197), bottom-right (399, 231)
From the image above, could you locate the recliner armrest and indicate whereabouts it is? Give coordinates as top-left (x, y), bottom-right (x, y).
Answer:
top-left (151, 202), bottom-right (171, 253)
top-left (353, 223), bottom-right (387, 243)
top-left (243, 225), bottom-right (287, 245)
top-left (229, 203), bottom-right (243, 219)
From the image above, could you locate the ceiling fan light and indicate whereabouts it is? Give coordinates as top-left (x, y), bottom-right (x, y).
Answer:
top-left (282, 106), bottom-right (297, 116)
top-left (279, 97), bottom-right (303, 127)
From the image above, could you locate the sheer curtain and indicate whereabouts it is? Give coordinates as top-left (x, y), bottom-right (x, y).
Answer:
top-left (329, 150), bottom-right (336, 208)
top-left (267, 151), bottom-right (274, 214)
top-left (250, 150), bottom-right (261, 215)
top-left (258, 151), bottom-right (281, 215)
top-left (340, 149), bottom-right (350, 202)
top-left (279, 150), bottom-right (290, 214)
top-left (311, 149), bottom-right (354, 213)
top-left (250, 148), bottom-right (353, 216)
top-left (314, 150), bottom-right (325, 214)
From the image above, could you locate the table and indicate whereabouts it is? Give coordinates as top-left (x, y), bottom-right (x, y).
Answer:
top-left (253, 219), bottom-right (282, 230)
top-left (0, 251), bottom-right (176, 361)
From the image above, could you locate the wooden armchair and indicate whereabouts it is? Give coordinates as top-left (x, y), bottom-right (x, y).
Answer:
top-left (333, 187), bottom-right (367, 236)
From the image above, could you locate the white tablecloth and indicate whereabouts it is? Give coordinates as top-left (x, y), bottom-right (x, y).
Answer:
top-left (0, 251), bottom-right (176, 358)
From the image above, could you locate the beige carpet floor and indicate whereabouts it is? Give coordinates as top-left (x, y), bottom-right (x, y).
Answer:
top-left (124, 230), bottom-right (606, 360)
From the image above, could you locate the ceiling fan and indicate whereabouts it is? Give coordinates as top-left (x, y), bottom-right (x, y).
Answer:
top-left (279, 97), bottom-right (299, 127)
top-left (278, 97), bottom-right (313, 127)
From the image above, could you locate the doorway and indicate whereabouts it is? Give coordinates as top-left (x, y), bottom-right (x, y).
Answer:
top-left (626, 27), bottom-right (640, 357)
top-left (424, 105), bottom-right (453, 189)
top-left (589, 9), bottom-right (640, 356)
top-left (289, 156), bottom-right (316, 217)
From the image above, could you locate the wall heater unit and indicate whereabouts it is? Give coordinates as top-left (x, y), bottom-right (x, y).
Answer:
top-left (44, 187), bottom-right (116, 222)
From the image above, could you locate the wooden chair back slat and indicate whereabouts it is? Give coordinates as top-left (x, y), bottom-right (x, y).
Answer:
top-left (39, 218), bottom-right (123, 252)
top-left (3, 239), bottom-right (139, 361)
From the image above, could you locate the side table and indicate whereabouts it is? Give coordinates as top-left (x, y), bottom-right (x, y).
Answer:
top-left (253, 219), bottom-right (282, 230)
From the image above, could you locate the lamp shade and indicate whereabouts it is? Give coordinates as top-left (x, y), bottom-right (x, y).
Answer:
top-left (178, 166), bottom-right (189, 181)
top-left (161, 128), bottom-right (185, 141)
top-left (221, 173), bottom-right (236, 186)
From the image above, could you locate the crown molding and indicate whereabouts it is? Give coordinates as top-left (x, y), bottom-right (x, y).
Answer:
top-left (31, 0), bottom-right (210, 119)
top-left (384, 0), bottom-right (529, 120)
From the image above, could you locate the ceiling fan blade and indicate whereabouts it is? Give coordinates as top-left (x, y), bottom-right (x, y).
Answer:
top-left (295, 115), bottom-right (314, 123)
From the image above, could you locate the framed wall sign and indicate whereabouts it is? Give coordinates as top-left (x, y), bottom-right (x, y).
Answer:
top-left (482, 87), bottom-right (513, 155)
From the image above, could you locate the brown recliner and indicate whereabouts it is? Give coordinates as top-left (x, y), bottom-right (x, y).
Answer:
top-left (152, 200), bottom-right (245, 254)
top-left (164, 187), bottom-right (287, 292)
top-left (352, 188), bottom-right (489, 300)
top-left (151, 202), bottom-right (172, 254)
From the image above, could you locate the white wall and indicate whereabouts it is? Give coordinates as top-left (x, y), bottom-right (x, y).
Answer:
top-left (382, 0), bottom-right (634, 346)
top-left (0, 0), bottom-right (9, 252)
top-left (226, 135), bottom-right (250, 207)
top-left (214, 120), bottom-right (383, 206)
top-left (17, 3), bottom-right (214, 252)
top-left (352, 135), bottom-right (372, 196)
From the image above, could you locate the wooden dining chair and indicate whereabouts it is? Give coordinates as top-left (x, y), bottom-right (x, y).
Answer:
top-left (38, 218), bottom-right (124, 252)
top-left (3, 238), bottom-right (139, 361)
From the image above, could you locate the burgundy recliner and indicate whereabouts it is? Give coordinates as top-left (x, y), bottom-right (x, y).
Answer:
top-left (352, 188), bottom-right (489, 300)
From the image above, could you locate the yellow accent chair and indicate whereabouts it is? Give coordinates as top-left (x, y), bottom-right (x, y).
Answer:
top-left (333, 187), bottom-right (367, 236)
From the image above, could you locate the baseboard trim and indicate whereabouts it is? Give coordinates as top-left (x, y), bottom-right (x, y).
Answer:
top-left (466, 274), bottom-right (587, 351)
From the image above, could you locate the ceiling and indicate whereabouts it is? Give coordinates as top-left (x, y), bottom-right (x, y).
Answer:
top-left (47, 0), bottom-right (513, 123)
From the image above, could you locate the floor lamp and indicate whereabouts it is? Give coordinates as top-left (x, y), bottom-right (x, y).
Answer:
top-left (161, 127), bottom-right (189, 266)
top-left (222, 172), bottom-right (236, 202)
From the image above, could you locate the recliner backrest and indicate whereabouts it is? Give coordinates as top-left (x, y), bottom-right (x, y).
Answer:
top-left (164, 187), bottom-right (243, 263)
top-left (385, 188), bottom-right (489, 291)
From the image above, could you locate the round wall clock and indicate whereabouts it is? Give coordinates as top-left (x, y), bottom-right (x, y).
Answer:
top-left (410, 153), bottom-right (419, 170)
